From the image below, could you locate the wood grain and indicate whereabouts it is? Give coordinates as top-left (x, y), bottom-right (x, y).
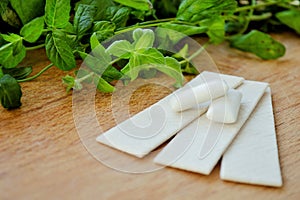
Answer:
top-left (0, 32), bottom-right (299, 200)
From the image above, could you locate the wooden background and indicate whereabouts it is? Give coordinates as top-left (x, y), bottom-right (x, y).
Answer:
top-left (0, 32), bottom-right (299, 199)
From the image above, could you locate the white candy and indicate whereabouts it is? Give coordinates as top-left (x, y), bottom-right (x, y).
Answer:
top-left (206, 89), bottom-right (242, 123)
top-left (154, 81), bottom-right (268, 175)
top-left (170, 80), bottom-right (229, 112)
top-left (96, 72), bottom-right (244, 158)
top-left (220, 88), bottom-right (282, 187)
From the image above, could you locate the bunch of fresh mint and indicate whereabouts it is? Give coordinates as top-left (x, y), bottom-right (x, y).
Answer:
top-left (0, 0), bottom-right (299, 109)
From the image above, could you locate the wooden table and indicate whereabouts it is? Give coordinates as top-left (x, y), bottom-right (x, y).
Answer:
top-left (1, 32), bottom-right (299, 199)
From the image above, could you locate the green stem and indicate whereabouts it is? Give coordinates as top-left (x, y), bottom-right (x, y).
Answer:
top-left (278, 2), bottom-right (299, 10)
top-left (234, 1), bottom-right (278, 12)
top-left (43, 28), bottom-right (51, 32)
top-left (17, 63), bottom-right (54, 82)
top-left (229, 12), bottom-right (272, 21)
top-left (0, 67), bottom-right (3, 78)
top-left (115, 22), bottom-right (167, 34)
top-left (25, 43), bottom-right (45, 51)
top-left (76, 72), bottom-right (94, 83)
top-left (179, 43), bottom-right (209, 65)
top-left (238, 0), bottom-right (256, 34)
top-left (136, 18), bottom-right (175, 25)
top-left (109, 57), bottom-right (123, 66)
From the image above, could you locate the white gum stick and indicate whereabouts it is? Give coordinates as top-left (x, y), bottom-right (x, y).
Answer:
top-left (154, 81), bottom-right (268, 175)
top-left (96, 71), bottom-right (244, 158)
top-left (220, 88), bottom-right (282, 187)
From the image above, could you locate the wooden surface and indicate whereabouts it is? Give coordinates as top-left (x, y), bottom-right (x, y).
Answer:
top-left (1, 32), bottom-right (299, 200)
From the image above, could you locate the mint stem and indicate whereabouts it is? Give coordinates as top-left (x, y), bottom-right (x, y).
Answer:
top-left (234, 1), bottom-right (278, 12)
top-left (179, 43), bottom-right (209, 65)
top-left (26, 43), bottom-right (45, 51)
top-left (17, 63), bottom-right (54, 82)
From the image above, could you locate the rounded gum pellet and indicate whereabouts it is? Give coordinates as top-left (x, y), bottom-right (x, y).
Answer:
top-left (170, 80), bottom-right (229, 112)
top-left (206, 89), bottom-right (243, 123)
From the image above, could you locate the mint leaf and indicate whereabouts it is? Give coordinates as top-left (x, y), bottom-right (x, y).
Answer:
top-left (0, 74), bottom-right (22, 109)
top-left (230, 30), bottom-right (286, 60)
top-left (156, 57), bottom-right (183, 86)
top-left (177, 0), bottom-right (237, 22)
top-left (75, 0), bottom-right (114, 20)
top-left (160, 23), bottom-right (207, 36)
top-left (78, 51), bottom-right (106, 75)
top-left (105, 6), bottom-right (131, 28)
top-left (128, 47), bottom-right (164, 80)
top-left (106, 40), bottom-right (133, 58)
top-left (102, 65), bottom-right (123, 82)
top-left (128, 48), bottom-right (183, 85)
top-left (9, 0), bottom-right (45, 24)
top-left (74, 4), bottom-right (96, 39)
top-left (92, 21), bottom-right (116, 42)
top-left (139, 68), bottom-right (157, 79)
top-left (94, 76), bottom-right (115, 92)
top-left (276, 10), bottom-right (300, 34)
top-left (45, 30), bottom-right (76, 70)
top-left (45, 0), bottom-right (71, 28)
top-left (0, 34), bottom-right (26, 69)
top-left (20, 16), bottom-right (44, 43)
top-left (113, 0), bottom-right (152, 11)
top-left (62, 75), bottom-right (82, 92)
top-left (90, 33), bottom-right (111, 64)
top-left (133, 28), bottom-right (155, 49)
top-left (200, 16), bottom-right (225, 44)
top-left (0, 43), bottom-right (13, 66)
top-left (2, 66), bottom-right (32, 80)
top-left (1, 3), bottom-right (21, 28)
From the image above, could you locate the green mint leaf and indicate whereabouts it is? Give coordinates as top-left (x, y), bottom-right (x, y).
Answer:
top-left (0, 67), bottom-right (3, 78)
top-left (230, 30), bottom-right (286, 60)
top-left (105, 6), bottom-right (131, 28)
top-left (276, 10), bottom-right (300, 34)
top-left (1, 33), bottom-right (22, 42)
top-left (0, 34), bottom-right (26, 69)
top-left (133, 28), bottom-right (155, 49)
top-left (113, 0), bottom-right (152, 11)
top-left (128, 48), bottom-right (183, 85)
top-left (75, 0), bottom-right (114, 21)
top-left (62, 75), bottom-right (82, 92)
top-left (90, 33), bottom-right (112, 63)
top-left (9, 0), bottom-right (45, 24)
top-left (0, 0), bottom-right (9, 14)
top-left (0, 43), bottom-right (13, 66)
top-left (94, 76), bottom-right (115, 92)
top-left (78, 51), bottom-right (106, 75)
top-left (1, 4), bottom-right (21, 28)
top-left (106, 40), bottom-right (133, 58)
top-left (156, 57), bottom-right (183, 86)
top-left (128, 48), bottom-right (165, 80)
top-left (20, 16), bottom-right (44, 43)
top-left (173, 44), bottom-right (189, 59)
top-left (177, 0), bottom-right (237, 22)
top-left (0, 74), bottom-right (22, 109)
top-left (45, 30), bottom-right (76, 71)
top-left (45, 0), bottom-right (71, 28)
top-left (160, 23), bottom-right (207, 36)
top-left (200, 16), bottom-right (225, 44)
top-left (2, 66), bottom-right (32, 80)
top-left (102, 65), bottom-right (123, 82)
top-left (92, 21), bottom-right (116, 42)
top-left (139, 68), bottom-right (157, 79)
top-left (155, 28), bottom-right (185, 50)
top-left (74, 4), bottom-right (96, 39)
